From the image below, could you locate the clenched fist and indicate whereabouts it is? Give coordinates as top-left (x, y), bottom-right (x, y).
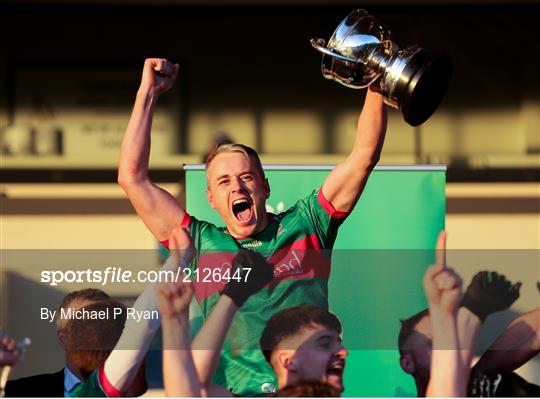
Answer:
top-left (156, 279), bottom-right (193, 320)
top-left (139, 58), bottom-right (179, 97)
top-left (461, 271), bottom-right (521, 322)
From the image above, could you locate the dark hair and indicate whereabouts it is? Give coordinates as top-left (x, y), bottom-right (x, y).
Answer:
top-left (64, 299), bottom-right (126, 379)
top-left (260, 305), bottom-right (342, 364)
top-left (276, 381), bottom-right (341, 397)
top-left (397, 309), bottom-right (429, 355)
top-left (56, 289), bottom-right (110, 329)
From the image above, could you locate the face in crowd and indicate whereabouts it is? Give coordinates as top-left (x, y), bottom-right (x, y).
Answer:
top-left (399, 312), bottom-right (433, 392)
top-left (206, 148), bottom-right (270, 238)
top-left (261, 305), bottom-right (348, 394)
top-left (279, 323), bottom-right (348, 393)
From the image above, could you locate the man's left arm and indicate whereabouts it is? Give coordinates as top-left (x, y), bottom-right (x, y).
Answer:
top-left (322, 88), bottom-right (387, 212)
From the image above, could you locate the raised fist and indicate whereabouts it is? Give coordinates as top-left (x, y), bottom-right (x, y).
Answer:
top-left (139, 58), bottom-right (179, 96)
top-left (461, 271), bottom-right (521, 322)
top-left (221, 249), bottom-right (274, 307)
top-left (156, 279), bottom-right (193, 320)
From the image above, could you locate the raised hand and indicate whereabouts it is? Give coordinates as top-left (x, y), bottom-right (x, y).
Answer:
top-left (157, 226), bottom-right (196, 320)
top-left (139, 58), bottom-right (179, 97)
top-left (423, 231), bottom-right (463, 314)
top-left (156, 279), bottom-right (193, 320)
top-left (221, 249), bottom-right (274, 307)
top-left (461, 271), bottom-right (521, 322)
top-left (0, 332), bottom-right (29, 367)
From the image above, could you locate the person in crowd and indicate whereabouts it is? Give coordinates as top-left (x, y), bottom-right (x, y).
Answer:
top-left (158, 245), bottom-right (274, 396)
top-left (470, 303), bottom-right (540, 397)
top-left (399, 252), bottom-right (538, 396)
top-left (5, 289), bottom-right (116, 397)
top-left (68, 227), bottom-right (194, 397)
top-left (259, 305), bottom-right (347, 395)
top-left (62, 300), bottom-right (127, 382)
top-left (421, 231), bottom-right (466, 397)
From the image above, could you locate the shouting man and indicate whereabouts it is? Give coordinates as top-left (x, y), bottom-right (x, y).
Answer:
top-left (118, 57), bottom-right (387, 395)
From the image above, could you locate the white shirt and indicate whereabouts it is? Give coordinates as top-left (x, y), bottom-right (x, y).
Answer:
top-left (63, 367), bottom-right (82, 397)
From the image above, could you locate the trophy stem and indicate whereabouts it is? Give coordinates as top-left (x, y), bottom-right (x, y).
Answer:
top-left (365, 48), bottom-right (391, 75)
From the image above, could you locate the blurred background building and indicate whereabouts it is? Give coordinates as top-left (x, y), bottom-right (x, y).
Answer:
top-left (1, 0), bottom-right (539, 395)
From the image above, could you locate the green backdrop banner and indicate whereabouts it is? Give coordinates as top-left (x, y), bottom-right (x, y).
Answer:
top-left (184, 164), bottom-right (446, 397)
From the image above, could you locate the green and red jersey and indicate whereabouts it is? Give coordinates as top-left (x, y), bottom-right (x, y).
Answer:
top-left (70, 366), bottom-right (121, 397)
top-left (162, 188), bottom-right (349, 396)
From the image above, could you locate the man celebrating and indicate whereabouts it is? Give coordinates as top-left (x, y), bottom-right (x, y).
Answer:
top-left (118, 57), bottom-right (387, 395)
top-left (259, 305), bottom-right (348, 395)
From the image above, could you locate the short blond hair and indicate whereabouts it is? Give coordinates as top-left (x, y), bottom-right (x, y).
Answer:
top-left (205, 143), bottom-right (265, 183)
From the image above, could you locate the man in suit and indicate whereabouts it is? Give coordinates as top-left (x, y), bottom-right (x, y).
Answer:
top-left (5, 289), bottom-right (110, 397)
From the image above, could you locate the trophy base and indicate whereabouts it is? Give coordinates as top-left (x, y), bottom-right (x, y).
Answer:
top-left (396, 50), bottom-right (453, 126)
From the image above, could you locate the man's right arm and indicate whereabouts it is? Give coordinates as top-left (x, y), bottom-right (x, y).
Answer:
top-left (118, 58), bottom-right (185, 242)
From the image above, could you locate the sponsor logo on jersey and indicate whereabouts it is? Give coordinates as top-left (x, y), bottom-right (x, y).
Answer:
top-left (273, 249), bottom-right (304, 277)
top-left (242, 240), bottom-right (263, 248)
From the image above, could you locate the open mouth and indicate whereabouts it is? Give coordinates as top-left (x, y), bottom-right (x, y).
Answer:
top-left (326, 361), bottom-right (345, 378)
top-left (232, 198), bottom-right (253, 222)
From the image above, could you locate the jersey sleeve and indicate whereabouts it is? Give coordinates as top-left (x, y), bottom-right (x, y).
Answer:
top-left (158, 212), bottom-right (213, 273)
top-left (294, 188), bottom-right (350, 248)
top-left (70, 366), bottom-right (122, 397)
top-left (159, 211), bottom-right (193, 249)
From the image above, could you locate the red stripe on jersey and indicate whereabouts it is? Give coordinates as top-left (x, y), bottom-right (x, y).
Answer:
top-left (192, 234), bottom-right (329, 302)
top-left (98, 365), bottom-right (123, 397)
top-left (317, 188), bottom-right (350, 219)
top-left (160, 212), bottom-right (192, 249)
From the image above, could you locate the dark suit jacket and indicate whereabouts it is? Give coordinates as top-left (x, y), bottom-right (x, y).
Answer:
top-left (5, 369), bottom-right (64, 397)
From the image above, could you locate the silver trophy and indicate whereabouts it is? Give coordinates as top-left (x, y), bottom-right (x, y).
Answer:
top-left (311, 9), bottom-right (453, 126)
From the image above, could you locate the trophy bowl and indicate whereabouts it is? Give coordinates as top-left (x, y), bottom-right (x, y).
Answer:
top-left (311, 9), bottom-right (453, 126)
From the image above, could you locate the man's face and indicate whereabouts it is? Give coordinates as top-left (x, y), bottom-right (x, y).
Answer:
top-left (401, 314), bottom-right (432, 381)
top-left (206, 152), bottom-right (270, 238)
top-left (282, 324), bottom-right (348, 393)
top-left (57, 298), bottom-right (97, 345)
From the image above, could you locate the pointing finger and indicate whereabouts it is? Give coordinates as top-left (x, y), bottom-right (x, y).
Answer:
top-left (435, 230), bottom-right (447, 270)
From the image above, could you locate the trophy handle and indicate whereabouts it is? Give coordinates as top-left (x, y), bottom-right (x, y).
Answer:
top-left (310, 38), bottom-right (365, 64)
